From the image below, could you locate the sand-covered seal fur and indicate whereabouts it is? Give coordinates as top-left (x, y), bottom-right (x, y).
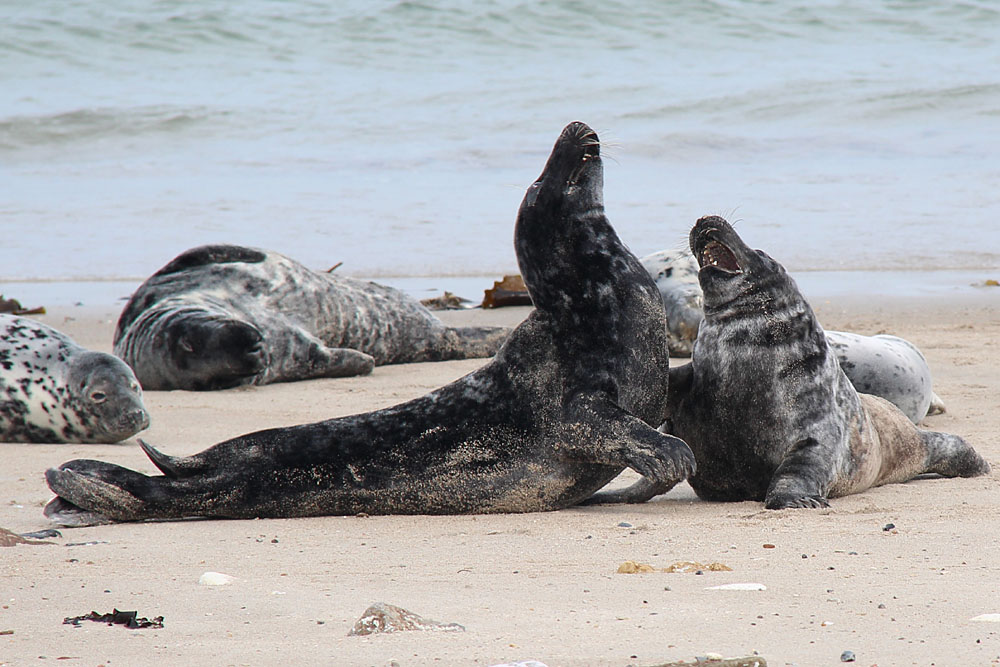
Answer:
top-left (113, 245), bottom-right (510, 390)
top-left (642, 248), bottom-right (945, 422)
top-left (43, 121), bottom-right (695, 524)
top-left (0, 315), bottom-right (149, 443)
top-left (590, 216), bottom-right (988, 509)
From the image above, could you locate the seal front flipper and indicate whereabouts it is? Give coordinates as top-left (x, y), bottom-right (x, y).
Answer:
top-left (580, 477), bottom-right (675, 505)
top-left (764, 437), bottom-right (834, 509)
top-left (558, 394), bottom-right (695, 488)
top-left (261, 327), bottom-right (375, 384)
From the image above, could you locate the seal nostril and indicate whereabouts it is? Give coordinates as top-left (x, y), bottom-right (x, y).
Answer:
top-left (90, 391), bottom-right (107, 403)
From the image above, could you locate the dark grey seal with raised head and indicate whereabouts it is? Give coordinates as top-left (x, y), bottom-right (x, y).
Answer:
top-left (113, 245), bottom-right (510, 390)
top-left (590, 216), bottom-right (988, 509)
top-left (642, 248), bottom-right (946, 423)
top-left (43, 121), bottom-right (695, 524)
top-left (1, 315), bottom-right (149, 443)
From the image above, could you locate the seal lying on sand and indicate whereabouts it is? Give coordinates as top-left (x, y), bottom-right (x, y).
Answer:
top-left (0, 315), bottom-right (149, 443)
top-left (113, 246), bottom-right (510, 390)
top-left (590, 216), bottom-right (988, 509)
top-left (643, 248), bottom-right (944, 423)
top-left (43, 121), bottom-right (695, 525)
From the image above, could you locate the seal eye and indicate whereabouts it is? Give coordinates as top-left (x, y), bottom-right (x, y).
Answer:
top-left (90, 391), bottom-right (107, 404)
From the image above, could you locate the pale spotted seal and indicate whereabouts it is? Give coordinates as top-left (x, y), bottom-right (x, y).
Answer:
top-left (43, 121), bottom-right (695, 524)
top-left (0, 315), bottom-right (149, 443)
top-left (113, 245), bottom-right (510, 390)
top-left (591, 216), bottom-right (988, 509)
top-left (643, 248), bottom-right (945, 422)
top-left (640, 249), bottom-right (703, 357)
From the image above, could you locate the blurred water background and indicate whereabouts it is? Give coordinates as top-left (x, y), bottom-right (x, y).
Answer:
top-left (3, 0), bottom-right (999, 305)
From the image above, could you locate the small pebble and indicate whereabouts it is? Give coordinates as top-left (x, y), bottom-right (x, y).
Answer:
top-left (840, 649), bottom-right (856, 662)
top-left (617, 522), bottom-right (632, 528)
top-left (883, 523), bottom-right (895, 531)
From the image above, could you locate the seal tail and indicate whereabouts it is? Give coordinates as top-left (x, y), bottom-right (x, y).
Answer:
top-left (921, 430), bottom-right (990, 478)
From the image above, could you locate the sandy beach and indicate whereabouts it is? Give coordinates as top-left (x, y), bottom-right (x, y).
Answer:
top-left (2, 294), bottom-right (998, 666)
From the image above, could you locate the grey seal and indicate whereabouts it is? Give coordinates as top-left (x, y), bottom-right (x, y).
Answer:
top-left (43, 121), bottom-right (695, 524)
top-left (113, 245), bottom-right (510, 390)
top-left (825, 330), bottom-right (945, 423)
top-left (0, 315), bottom-right (149, 443)
top-left (643, 249), bottom-right (945, 422)
top-left (591, 216), bottom-right (988, 509)
top-left (640, 249), bottom-right (703, 357)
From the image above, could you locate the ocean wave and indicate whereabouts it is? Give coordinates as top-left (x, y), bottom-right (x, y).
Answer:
top-left (0, 105), bottom-right (224, 151)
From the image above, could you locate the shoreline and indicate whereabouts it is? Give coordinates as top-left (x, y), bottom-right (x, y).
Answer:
top-left (2, 299), bottom-right (999, 665)
top-left (3, 267), bottom-right (999, 310)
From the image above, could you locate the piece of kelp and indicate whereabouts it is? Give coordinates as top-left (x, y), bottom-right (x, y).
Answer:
top-left (0, 295), bottom-right (45, 315)
top-left (63, 609), bottom-right (164, 630)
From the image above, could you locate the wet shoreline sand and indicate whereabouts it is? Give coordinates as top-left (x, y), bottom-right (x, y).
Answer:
top-left (2, 296), bottom-right (998, 665)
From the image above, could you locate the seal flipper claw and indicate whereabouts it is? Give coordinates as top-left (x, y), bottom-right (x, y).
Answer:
top-left (560, 394), bottom-right (695, 488)
top-left (764, 437), bottom-right (834, 510)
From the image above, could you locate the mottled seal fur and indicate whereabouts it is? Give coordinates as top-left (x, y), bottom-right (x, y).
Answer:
top-left (642, 249), bottom-right (945, 422)
top-left (0, 315), bottom-right (149, 443)
top-left (640, 249), bottom-right (703, 357)
top-left (43, 121), bottom-right (695, 524)
top-left (825, 330), bottom-right (945, 423)
top-left (591, 216), bottom-right (988, 509)
top-left (113, 246), bottom-right (510, 390)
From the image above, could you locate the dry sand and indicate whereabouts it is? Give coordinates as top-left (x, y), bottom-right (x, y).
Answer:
top-left (2, 294), bottom-right (999, 666)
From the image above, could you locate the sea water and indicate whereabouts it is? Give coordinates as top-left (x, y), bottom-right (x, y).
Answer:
top-left (3, 0), bottom-right (999, 305)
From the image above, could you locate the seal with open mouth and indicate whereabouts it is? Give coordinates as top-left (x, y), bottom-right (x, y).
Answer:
top-left (42, 122), bottom-right (695, 524)
top-left (591, 215), bottom-right (988, 509)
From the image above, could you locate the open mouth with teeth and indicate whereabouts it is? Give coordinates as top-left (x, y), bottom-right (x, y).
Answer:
top-left (568, 136), bottom-right (600, 185)
top-left (698, 240), bottom-right (742, 273)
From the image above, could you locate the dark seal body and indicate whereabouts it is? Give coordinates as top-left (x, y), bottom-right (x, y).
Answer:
top-left (0, 315), bottom-right (149, 443)
top-left (665, 216), bottom-right (989, 508)
top-left (113, 246), bottom-right (510, 390)
top-left (44, 122), bottom-right (694, 524)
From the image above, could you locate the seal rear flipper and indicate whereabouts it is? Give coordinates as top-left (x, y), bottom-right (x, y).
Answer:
top-left (920, 430), bottom-right (990, 478)
top-left (154, 245), bottom-right (267, 277)
top-left (764, 437), bottom-right (833, 509)
top-left (559, 393), bottom-right (696, 488)
top-left (43, 496), bottom-right (112, 528)
top-left (45, 463), bottom-right (155, 522)
top-left (927, 393), bottom-right (947, 417)
top-left (139, 439), bottom-right (206, 478)
top-left (580, 477), bottom-right (675, 505)
top-left (437, 326), bottom-right (510, 360)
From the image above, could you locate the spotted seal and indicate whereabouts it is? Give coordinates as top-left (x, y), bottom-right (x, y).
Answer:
top-left (0, 315), bottom-right (149, 443)
top-left (640, 249), bottom-right (703, 357)
top-left (43, 121), bottom-right (695, 524)
top-left (825, 330), bottom-right (945, 423)
top-left (113, 246), bottom-right (510, 390)
top-left (642, 249), bottom-right (945, 422)
top-left (591, 216), bottom-right (988, 509)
